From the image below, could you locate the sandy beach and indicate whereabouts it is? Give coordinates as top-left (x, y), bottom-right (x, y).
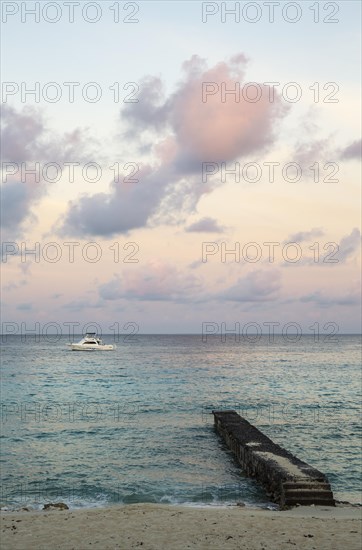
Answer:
top-left (1, 503), bottom-right (361, 550)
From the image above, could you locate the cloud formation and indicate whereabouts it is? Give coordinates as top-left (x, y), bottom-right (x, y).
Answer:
top-left (16, 302), bottom-right (33, 311)
top-left (59, 54), bottom-right (288, 237)
top-left (281, 228), bottom-right (360, 268)
top-left (286, 227), bottom-right (325, 243)
top-left (99, 262), bottom-right (202, 302)
top-left (300, 289), bottom-right (360, 308)
top-left (1, 104), bottom-right (90, 164)
top-left (338, 228), bottom-right (361, 263)
top-left (185, 217), bottom-right (225, 233)
top-left (1, 105), bottom-right (93, 238)
top-left (219, 269), bottom-right (281, 302)
top-left (294, 138), bottom-right (331, 170)
top-left (340, 139), bottom-right (361, 160)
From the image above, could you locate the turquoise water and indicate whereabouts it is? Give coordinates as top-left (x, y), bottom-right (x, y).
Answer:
top-left (1, 335), bottom-right (361, 510)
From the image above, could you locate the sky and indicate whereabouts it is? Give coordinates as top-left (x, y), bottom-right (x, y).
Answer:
top-left (1, 0), bottom-right (361, 335)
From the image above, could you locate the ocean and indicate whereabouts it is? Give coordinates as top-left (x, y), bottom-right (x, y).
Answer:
top-left (1, 334), bottom-right (361, 510)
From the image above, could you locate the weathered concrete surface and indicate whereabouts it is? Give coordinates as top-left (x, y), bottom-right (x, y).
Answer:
top-left (213, 410), bottom-right (335, 507)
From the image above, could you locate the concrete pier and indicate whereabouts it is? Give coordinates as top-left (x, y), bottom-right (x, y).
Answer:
top-left (213, 410), bottom-right (335, 507)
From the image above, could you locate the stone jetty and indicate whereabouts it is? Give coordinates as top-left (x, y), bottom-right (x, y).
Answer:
top-left (213, 410), bottom-right (335, 507)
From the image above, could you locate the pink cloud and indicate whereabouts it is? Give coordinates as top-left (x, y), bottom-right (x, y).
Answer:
top-left (171, 55), bottom-right (287, 164)
top-left (60, 54), bottom-right (289, 237)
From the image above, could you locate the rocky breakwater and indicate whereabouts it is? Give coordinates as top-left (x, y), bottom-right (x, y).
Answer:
top-left (213, 410), bottom-right (335, 507)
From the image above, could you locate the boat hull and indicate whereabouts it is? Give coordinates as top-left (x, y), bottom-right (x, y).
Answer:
top-left (69, 344), bottom-right (115, 351)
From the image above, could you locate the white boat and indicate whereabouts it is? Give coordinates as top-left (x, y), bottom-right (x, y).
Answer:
top-left (69, 333), bottom-right (115, 351)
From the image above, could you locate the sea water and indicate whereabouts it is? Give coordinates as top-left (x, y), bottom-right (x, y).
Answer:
top-left (1, 334), bottom-right (361, 510)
